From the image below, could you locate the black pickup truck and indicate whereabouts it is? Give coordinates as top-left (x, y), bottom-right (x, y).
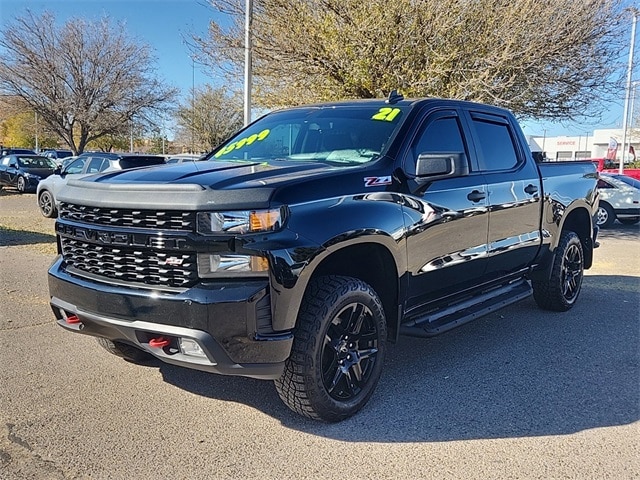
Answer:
top-left (49, 94), bottom-right (599, 421)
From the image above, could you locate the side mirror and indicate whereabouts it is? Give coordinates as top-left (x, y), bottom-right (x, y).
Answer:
top-left (54, 166), bottom-right (62, 175)
top-left (415, 152), bottom-right (469, 182)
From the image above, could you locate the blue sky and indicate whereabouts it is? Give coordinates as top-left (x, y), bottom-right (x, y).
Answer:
top-left (1, 0), bottom-right (638, 138)
top-left (1, 0), bottom-right (217, 101)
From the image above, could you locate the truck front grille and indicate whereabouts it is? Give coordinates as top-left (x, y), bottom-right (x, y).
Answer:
top-left (59, 203), bottom-right (195, 231)
top-left (60, 238), bottom-right (198, 288)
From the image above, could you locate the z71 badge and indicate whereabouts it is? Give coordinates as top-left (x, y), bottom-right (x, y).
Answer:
top-left (364, 176), bottom-right (392, 187)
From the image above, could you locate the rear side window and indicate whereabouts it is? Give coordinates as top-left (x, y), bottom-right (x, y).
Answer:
top-left (471, 116), bottom-right (519, 171)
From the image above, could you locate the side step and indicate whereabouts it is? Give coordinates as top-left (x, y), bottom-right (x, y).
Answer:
top-left (399, 279), bottom-right (532, 338)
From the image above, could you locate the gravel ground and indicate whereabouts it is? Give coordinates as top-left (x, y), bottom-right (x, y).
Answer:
top-left (0, 190), bottom-right (638, 480)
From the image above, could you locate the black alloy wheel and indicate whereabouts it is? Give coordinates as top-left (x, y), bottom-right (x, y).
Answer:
top-left (322, 301), bottom-right (380, 401)
top-left (532, 230), bottom-right (584, 311)
top-left (275, 275), bottom-right (387, 422)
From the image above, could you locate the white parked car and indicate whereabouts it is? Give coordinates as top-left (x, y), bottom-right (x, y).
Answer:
top-left (36, 152), bottom-right (166, 217)
top-left (596, 174), bottom-right (640, 228)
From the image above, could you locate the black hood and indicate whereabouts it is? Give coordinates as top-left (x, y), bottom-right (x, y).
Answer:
top-left (59, 160), bottom-right (350, 210)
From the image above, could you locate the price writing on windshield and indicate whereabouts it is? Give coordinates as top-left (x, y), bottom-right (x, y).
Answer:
top-left (371, 108), bottom-right (401, 122)
top-left (214, 129), bottom-right (271, 158)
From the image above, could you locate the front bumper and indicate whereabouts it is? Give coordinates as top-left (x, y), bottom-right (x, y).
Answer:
top-left (48, 257), bottom-right (293, 379)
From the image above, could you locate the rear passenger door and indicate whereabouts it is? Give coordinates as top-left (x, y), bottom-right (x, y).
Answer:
top-left (464, 110), bottom-right (542, 279)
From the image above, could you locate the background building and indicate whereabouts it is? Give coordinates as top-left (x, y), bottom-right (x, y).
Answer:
top-left (528, 129), bottom-right (639, 162)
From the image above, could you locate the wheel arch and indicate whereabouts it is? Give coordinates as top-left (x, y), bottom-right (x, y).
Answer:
top-left (273, 237), bottom-right (402, 342)
top-left (559, 205), bottom-right (594, 269)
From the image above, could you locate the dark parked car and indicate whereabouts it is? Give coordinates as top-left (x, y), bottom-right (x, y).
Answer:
top-left (37, 152), bottom-right (167, 217)
top-left (0, 154), bottom-right (57, 193)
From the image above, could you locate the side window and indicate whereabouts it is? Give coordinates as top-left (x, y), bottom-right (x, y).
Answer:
top-left (86, 157), bottom-right (105, 173)
top-left (471, 118), bottom-right (519, 171)
top-left (65, 158), bottom-right (86, 174)
top-left (408, 116), bottom-right (466, 175)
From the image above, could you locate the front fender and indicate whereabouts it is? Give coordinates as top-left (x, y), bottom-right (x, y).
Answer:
top-left (264, 193), bottom-right (407, 331)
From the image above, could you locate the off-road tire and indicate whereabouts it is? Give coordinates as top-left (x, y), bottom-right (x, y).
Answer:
top-left (38, 190), bottom-right (57, 218)
top-left (596, 202), bottom-right (616, 228)
top-left (96, 337), bottom-right (153, 363)
top-left (275, 275), bottom-right (387, 422)
top-left (532, 230), bottom-right (584, 312)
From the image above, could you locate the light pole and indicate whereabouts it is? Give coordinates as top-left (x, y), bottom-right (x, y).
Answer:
top-left (244, 0), bottom-right (253, 126)
top-left (192, 58), bottom-right (195, 153)
top-left (34, 111), bottom-right (39, 152)
top-left (620, 10), bottom-right (637, 173)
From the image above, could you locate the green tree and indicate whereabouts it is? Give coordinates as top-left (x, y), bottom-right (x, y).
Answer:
top-left (0, 10), bottom-right (178, 154)
top-left (192, 0), bottom-right (626, 120)
top-left (176, 85), bottom-right (243, 152)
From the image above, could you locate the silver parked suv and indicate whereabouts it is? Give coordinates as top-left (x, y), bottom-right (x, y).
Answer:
top-left (37, 152), bottom-right (166, 217)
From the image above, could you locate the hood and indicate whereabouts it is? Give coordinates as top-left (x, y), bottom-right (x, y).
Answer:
top-left (23, 167), bottom-right (55, 178)
top-left (59, 160), bottom-right (349, 210)
top-left (94, 160), bottom-right (340, 189)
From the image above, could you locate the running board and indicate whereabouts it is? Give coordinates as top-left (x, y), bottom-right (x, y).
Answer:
top-left (399, 280), bottom-right (532, 338)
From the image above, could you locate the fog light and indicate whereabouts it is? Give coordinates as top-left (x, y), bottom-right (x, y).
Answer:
top-left (179, 338), bottom-right (207, 358)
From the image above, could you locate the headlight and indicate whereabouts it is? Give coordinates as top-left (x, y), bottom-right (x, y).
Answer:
top-left (197, 253), bottom-right (269, 277)
top-left (196, 208), bottom-right (283, 235)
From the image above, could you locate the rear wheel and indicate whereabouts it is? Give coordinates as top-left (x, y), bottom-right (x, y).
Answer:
top-left (96, 337), bottom-right (153, 363)
top-left (596, 202), bottom-right (615, 228)
top-left (532, 230), bottom-right (584, 312)
top-left (38, 190), bottom-right (57, 217)
top-left (275, 275), bottom-right (387, 422)
top-left (16, 176), bottom-right (26, 193)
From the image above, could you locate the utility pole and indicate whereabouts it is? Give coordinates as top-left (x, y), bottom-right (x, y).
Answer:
top-left (244, 0), bottom-right (253, 126)
top-left (620, 10), bottom-right (637, 174)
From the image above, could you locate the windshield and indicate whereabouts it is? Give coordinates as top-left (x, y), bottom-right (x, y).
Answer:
top-left (17, 156), bottom-right (56, 168)
top-left (211, 105), bottom-right (407, 166)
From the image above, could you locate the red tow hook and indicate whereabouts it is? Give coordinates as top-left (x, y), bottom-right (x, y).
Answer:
top-left (66, 314), bottom-right (81, 324)
top-left (149, 336), bottom-right (171, 348)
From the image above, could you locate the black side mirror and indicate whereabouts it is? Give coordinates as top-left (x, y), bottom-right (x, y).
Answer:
top-left (54, 166), bottom-right (62, 175)
top-left (415, 152), bottom-right (469, 182)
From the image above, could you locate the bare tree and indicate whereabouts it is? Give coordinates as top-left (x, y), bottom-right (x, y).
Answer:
top-left (176, 85), bottom-right (243, 152)
top-left (0, 10), bottom-right (178, 154)
top-left (191, 0), bottom-right (626, 121)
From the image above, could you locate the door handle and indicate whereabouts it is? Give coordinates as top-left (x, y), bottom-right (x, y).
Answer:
top-left (524, 184), bottom-right (538, 195)
top-left (467, 190), bottom-right (486, 202)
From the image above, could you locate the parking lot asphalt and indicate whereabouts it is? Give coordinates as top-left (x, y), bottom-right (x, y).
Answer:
top-left (0, 190), bottom-right (638, 479)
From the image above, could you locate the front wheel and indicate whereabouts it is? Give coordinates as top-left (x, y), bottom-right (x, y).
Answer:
top-left (532, 230), bottom-right (584, 312)
top-left (275, 275), bottom-right (387, 422)
top-left (16, 176), bottom-right (26, 193)
top-left (38, 190), bottom-right (57, 217)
